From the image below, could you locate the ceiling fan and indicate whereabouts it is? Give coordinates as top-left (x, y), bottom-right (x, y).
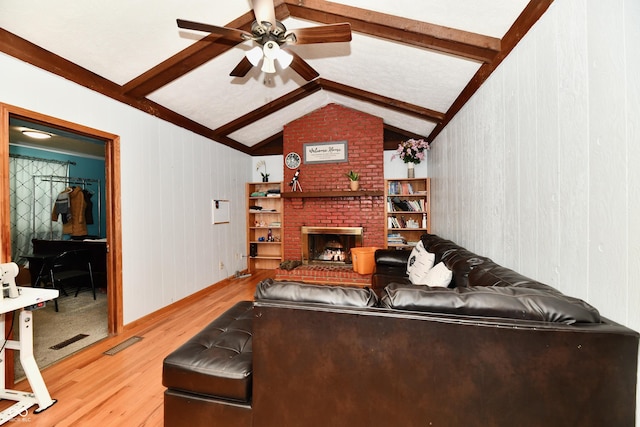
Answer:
top-left (177, 0), bottom-right (352, 81)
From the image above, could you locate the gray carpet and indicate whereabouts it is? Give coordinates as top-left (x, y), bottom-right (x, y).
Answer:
top-left (12, 288), bottom-right (108, 381)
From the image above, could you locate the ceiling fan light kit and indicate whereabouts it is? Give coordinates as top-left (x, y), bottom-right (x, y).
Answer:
top-left (177, 0), bottom-right (351, 81)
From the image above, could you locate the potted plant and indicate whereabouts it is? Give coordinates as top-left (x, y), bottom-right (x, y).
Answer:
top-left (256, 160), bottom-right (269, 182)
top-left (345, 170), bottom-right (360, 191)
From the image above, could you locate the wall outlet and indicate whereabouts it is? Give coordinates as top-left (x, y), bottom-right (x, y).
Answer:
top-left (219, 261), bottom-right (224, 270)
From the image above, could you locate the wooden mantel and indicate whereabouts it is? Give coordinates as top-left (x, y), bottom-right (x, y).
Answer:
top-left (281, 190), bottom-right (384, 198)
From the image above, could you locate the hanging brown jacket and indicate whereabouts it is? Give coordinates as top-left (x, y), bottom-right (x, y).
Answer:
top-left (52, 186), bottom-right (87, 236)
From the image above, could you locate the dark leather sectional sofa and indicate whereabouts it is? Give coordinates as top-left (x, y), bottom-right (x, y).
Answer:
top-left (163, 233), bottom-right (639, 426)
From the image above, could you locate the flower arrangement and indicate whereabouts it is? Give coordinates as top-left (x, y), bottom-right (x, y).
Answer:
top-left (391, 138), bottom-right (430, 164)
top-left (256, 160), bottom-right (269, 181)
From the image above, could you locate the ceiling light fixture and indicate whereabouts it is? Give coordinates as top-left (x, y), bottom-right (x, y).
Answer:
top-left (245, 41), bottom-right (293, 74)
top-left (246, 46), bottom-right (264, 67)
top-left (22, 130), bottom-right (53, 140)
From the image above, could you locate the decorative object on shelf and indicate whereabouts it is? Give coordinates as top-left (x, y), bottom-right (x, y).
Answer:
top-left (289, 169), bottom-right (302, 191)
top-left (345, 170), bottom-right (360, 191)
top-left (285, 152), bottom-right (301, 169)
top-left (391, 138), bottom-right (430, 178)
top-left (407, 162), bottom-right (415, 178)
top-left (256, 160), bottom-right (269, 182)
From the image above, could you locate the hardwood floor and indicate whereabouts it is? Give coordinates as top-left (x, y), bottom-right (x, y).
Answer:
top-left (1, 270), bottom-right (272, 426)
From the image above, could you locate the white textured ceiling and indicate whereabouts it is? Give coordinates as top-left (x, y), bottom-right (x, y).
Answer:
top-left (0, 0), bottom-right (533, 152)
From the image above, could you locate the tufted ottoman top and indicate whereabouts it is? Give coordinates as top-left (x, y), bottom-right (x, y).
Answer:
top-left (162, 300), bottom-right (254, 403)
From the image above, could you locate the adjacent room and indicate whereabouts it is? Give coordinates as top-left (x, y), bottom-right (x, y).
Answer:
top-left (0, 0), bottom-right (638, 426)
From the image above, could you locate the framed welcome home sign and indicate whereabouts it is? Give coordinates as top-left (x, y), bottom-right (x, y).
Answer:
top-left (303, 140), bottom-right (348, 164)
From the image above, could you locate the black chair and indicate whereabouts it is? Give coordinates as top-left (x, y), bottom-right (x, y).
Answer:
top-left (47, 249), bottom-right (96, 312)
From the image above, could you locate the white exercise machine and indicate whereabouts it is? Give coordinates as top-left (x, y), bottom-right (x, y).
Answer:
top-left (0, 262), bottom-right (58, 423)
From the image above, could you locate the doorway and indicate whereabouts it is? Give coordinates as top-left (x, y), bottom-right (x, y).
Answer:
top-left (0, 103), bottom-right (123, 381)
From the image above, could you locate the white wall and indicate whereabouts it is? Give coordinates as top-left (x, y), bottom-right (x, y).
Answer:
top-left (254, 151), bottom-right (430, 183)
top-left (251, 155), bottom-right (283, 183)
top-left (384, 150), bottom-right (429, 180)
top-left (0, 53), bottom-right (251, 324)
top-left (429, 0), bottom-right (639, 418)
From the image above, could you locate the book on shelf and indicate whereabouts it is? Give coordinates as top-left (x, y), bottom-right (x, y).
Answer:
top-left (388, 216), bottom-right (420, 229)
top-left (388, 198), bottom-right (425, 212)
top-left (387, 233), bottom-right (407, 245)
top-left (388, 181), bottom-right (415, 195)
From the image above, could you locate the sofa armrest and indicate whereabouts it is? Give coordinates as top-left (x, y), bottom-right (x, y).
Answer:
top-left (374, 249), bottom-right (410, 268)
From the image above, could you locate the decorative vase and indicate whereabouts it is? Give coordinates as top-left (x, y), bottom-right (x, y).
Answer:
top-left (262, 176), bottom-right (269, 182)
top-left (407, 162), bottom-right (415, 178)
top-left (349, 180), bottom-right (360, 191)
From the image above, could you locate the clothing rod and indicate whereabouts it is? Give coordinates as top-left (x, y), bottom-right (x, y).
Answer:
top-left (9, 153), bottom-right (76, 166)
top-left (34, 175), bottom-right (98, 185)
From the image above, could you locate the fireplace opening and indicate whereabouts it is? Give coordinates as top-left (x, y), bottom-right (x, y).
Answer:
top-left (301, 226), bottom-right (363, 265)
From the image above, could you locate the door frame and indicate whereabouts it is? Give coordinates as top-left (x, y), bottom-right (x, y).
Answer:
top-left (0, 102), bottom-right (123, 334)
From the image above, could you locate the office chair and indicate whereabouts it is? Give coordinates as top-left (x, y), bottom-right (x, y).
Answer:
top-left (47, 249), bottom-right (96, 312)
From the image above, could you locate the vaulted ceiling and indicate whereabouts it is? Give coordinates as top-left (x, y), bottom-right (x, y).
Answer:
top-left (0, 0), bottom-right (553, 155)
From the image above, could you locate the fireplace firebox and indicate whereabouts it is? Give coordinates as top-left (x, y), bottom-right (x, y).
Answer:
top-left (301, 226), bottom-right (363, 265)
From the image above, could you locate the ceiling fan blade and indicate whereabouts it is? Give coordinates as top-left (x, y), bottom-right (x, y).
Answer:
top-left (177, 19), bottom-right (251, 42)
top-left (230, 57), bottom-right (254, 78)
top-left (252, 0), bottom-right (276, 28)
top-left (283, 49), bottom-right (319, 81)
top-left (287, 23), bottom-right (352, 45)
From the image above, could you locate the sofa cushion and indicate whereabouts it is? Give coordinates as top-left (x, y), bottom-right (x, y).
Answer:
top-left (380, 283), bottom-right (601, 324)
top-left (162, 300), bottom-right (254, 403)
top-left (255, 278), bottom-right (378, 307)
top-left (439, 250), bottom-right (491, 288)
top-left (468, 264), bottom-right (562, 294)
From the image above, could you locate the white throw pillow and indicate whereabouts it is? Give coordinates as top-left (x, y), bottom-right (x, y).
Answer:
top-left (422, 262), bottom-right (453, 287)
top-left (408, 246), bottom-right (435, 284)
top-left (407, 240), bottom-right (426, 275)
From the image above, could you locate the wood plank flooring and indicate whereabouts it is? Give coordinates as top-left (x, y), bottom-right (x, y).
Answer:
top-left (1, 270), bottom-right (272, 426)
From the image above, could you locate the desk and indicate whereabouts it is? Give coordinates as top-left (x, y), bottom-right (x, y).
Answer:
top-left (0, 287), bottom-right (59, 423)
top-left (31, 239), bottom-right (107, 287)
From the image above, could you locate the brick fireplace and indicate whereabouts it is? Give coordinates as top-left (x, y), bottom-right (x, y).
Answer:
top-left (277, 104), bottom-right (386, 284)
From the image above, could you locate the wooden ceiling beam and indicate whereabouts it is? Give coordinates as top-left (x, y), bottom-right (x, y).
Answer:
top-left (249, 132), bottom-right (285, 156)
top-left (213, 80), bottom-right (322, 135)
top-left (427, 0), bottom-right (554, 143)
top-left (122, 4), bottom-right (291, 98)
top-left (284, 0), bottom-right (500, 63)
top-left (319, 79), bottom-right (444, 123)
top-left (0, 29), bottom-right (252, 153)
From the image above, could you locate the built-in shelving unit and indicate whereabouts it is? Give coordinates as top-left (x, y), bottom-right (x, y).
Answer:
top-left (246, 181), bottom-right (283, 272)
top-left (384, 178), bottom-right (431, 249)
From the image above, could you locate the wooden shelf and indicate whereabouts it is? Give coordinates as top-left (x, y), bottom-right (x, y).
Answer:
top-left (247, 182), bottom-right (284, 272)
top-left (385, 178), bottom-right (431, 250)
top-left (388, 228), bottom-right (428, 231)
top-left (281, 190), bottom-right (384, 198)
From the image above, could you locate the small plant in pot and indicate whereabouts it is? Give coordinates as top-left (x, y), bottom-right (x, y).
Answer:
top-left (345, 170), bottom-right (360, 191)
top-left (256, 160), bottom-right (269, 182)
